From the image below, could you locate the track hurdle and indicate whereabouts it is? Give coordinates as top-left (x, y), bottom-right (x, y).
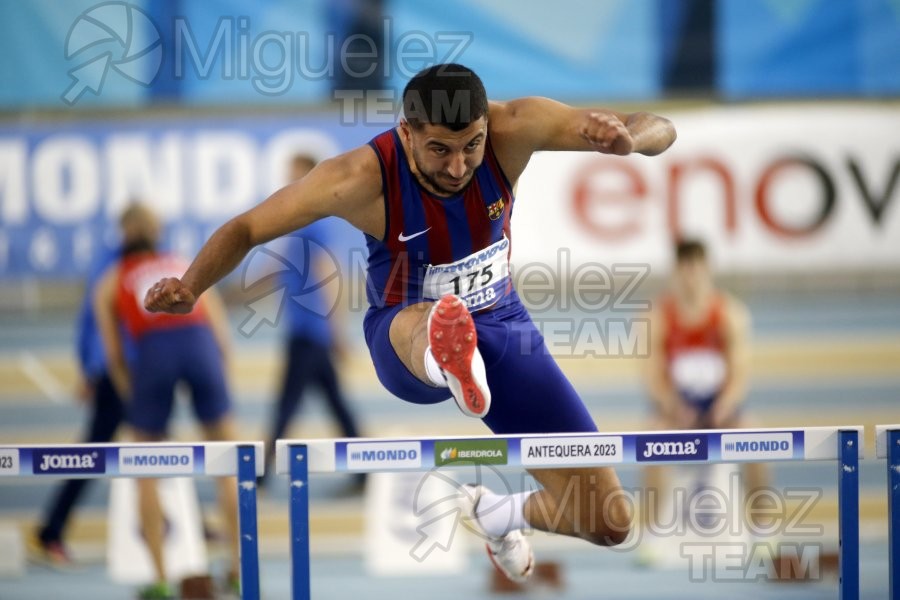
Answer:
top-left (0, 441), bottom-right (264, 600)
top-left (876, 424), bottom-right (900, 599)
top-left (276, 425), bottom-right (862, 600)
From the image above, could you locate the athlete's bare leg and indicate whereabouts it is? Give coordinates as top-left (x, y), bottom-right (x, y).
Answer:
top-left (131, 428), bottom-right (168, 585)
top-left (724, 414), bottom-right (770, 529)
top-left (388, 302), bottom-right (434, 382)
top-left (200, 416), bottom-right (240, 579)
top-left (526, 467), bottom-right (632, 545)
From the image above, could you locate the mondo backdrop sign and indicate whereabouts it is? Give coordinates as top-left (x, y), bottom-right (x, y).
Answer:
top-left (0, 115), bottom-right (369, 279)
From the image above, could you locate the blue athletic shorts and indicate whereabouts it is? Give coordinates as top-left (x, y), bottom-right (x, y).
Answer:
top-left (676, 391), bottom-right (741, 427)
top-left (681, 393), bottom-right (717, 415)
top-left (129, 325), bottom-right (231, 435)
top-left (363, 291), bottom-right (597, 435)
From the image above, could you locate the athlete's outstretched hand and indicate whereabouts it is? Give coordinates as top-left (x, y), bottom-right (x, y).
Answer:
top-left (144, 277), bottom-right (197, 314)
top-left (580, 111), bottom-right (634, 155)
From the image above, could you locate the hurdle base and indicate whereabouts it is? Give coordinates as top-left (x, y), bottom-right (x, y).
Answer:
top-left (489, 561), bottom-right (563, 594)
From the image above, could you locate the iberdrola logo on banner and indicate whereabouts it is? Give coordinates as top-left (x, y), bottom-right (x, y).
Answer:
top-left (434, 439), bottom-right (508, 466)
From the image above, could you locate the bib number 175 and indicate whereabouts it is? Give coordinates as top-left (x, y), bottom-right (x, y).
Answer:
top-left (423, 237), bottom-right (510, 311)
top-left (449, 264), bottom-right (494, 296)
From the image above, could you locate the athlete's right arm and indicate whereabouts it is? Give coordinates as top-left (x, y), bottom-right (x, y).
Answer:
top-left (144, 145), bottom-right (383, 314)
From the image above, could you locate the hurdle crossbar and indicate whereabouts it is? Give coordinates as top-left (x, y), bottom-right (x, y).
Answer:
top-left (876, 424), bottom-right (900, 600)
top-left (0, 441), bottom-right (265, 600)
top-left (276, 426), bottom-right (862, 600)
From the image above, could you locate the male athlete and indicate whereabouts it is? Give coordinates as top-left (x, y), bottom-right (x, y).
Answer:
top-left (646, 239), bottom-right (751, 431)
top-left (145, 64), bottom-right (676, 581)
top-left (96, 204), bottom-right (241, 599)
top-left (643, 239), bottom-right (767, 535)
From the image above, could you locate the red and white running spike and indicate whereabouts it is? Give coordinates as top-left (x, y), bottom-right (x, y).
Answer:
top-left (427, 294), bottom-right (491, 418)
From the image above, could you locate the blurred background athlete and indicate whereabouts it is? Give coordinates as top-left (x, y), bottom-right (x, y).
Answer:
top-left (95, 204), bottom-right (241, 599)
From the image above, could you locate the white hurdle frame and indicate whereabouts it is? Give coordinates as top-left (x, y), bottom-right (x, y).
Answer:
top-left (277, 426), bottom-right (862, 600)
top-left (0, 441), bottom-right (265, 600)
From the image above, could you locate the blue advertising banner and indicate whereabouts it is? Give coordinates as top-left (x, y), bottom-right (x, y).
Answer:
top-left (3, 1), bottom-right (898, 108)
top-left (0, 113), bottom-right (379, 278)
top-left (31, 446), bottom-right (106, 475)
top-left (0, 0), bottom-right (150, 108)
top-left (0, 0), bottom-right (661, 108)
top-left (0, 0), bottom-right (332, 108)
top-left (385, 0), bottom-right (661, 101)
top-left (718, 0), bottom-right (900, 97)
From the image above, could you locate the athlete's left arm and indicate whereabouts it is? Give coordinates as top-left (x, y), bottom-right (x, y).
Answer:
top-left (710, 296), bottom-right (751, 428)
top-left (488, 97), bottom-right (676, 181)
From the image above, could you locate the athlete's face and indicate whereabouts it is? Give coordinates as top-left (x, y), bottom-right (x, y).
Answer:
top-left (402, 118), bottom-right (487, 196)
top-left (674, 256), bottom-right (712, 300)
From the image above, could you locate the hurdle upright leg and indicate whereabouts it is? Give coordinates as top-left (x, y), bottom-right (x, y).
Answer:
top-left (838, 429), bottom-right (859, 600)
top-left (289, 444), bottom-right (311, 600)
top-left (237, 445), bottom-right (261, 600)
top-left (888, 428), bottom-right (900, 599)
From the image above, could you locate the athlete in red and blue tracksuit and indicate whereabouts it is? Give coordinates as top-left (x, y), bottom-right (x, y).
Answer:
top-left (362, 128), bottom-right (597, 436)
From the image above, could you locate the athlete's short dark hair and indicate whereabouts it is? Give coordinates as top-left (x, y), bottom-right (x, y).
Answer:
top-left (675, 238), bottom-right (707, 263)
top-left (402, 64), bottom-right (488, 131)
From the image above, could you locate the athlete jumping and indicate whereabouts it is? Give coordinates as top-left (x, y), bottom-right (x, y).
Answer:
top-left (144, 64), bottom-right (676, 582)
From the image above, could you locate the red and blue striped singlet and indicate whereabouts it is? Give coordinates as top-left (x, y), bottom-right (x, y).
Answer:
top-left (365, 129), bottom-right (515, 311)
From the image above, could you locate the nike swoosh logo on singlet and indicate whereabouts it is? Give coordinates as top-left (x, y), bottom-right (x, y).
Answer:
top-left (398, 227), bottom-right (431, 242)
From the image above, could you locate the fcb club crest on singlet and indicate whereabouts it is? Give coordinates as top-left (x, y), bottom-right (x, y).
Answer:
top-left (487, 198), bottom-right (505, 221)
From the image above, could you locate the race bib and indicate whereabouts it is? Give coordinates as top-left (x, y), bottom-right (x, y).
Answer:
top-left (423, 237), bottom-right (510, 311)
top-left (670, 349), bottom-right (727, 399)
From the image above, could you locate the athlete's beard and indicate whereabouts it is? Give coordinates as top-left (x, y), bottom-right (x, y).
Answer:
top-left (410, 149), bottom-right (476, 197)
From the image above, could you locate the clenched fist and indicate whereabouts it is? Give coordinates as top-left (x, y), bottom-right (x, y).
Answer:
top-left (580, 112), bottom-right (633, 156)
top-left (144, 277), bottom-right (197, 314)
